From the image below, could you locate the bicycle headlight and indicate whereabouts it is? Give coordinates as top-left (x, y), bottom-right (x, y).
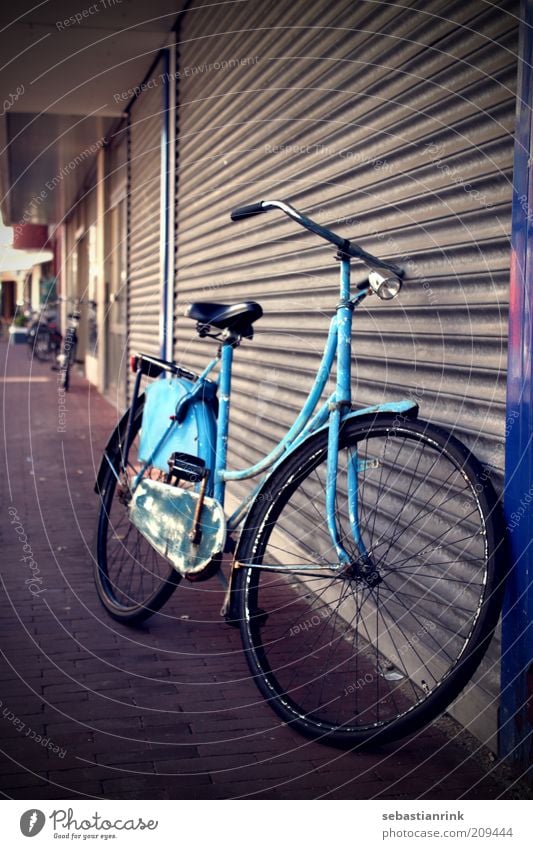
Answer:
top-left (368, 271), bottom-right (402, 300)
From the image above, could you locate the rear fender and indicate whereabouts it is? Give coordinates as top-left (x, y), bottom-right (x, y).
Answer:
top-left (94, 396), bottom-right (145, 495)
top-left (94, 386), bottom-right (220, 497)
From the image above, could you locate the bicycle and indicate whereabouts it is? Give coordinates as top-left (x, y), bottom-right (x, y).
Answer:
top-left (93, 200), bottom-right (506, 748)
top-left (55, 302), bottom-right (80, 391)
top-left (27, 307), bottom-right (62, 363)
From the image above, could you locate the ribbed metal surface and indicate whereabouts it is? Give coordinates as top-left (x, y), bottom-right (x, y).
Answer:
top-left (105, 128), bottom-right (128, 407)
top-left (127, 58), bottom-right (165, 394)
top-left (173, 0), bottom-right (518, 744)
top-left (107, 129), bottom-right (128, 208)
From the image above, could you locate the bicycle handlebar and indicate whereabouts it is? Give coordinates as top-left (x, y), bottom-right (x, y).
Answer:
top-left (231, 199), bottom-right (403, 277)
top-left (230, 202), bottom-right (265, 219)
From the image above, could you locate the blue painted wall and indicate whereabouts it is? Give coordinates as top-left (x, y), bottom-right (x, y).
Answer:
top-left (501, 0), bottom-right (533, 770)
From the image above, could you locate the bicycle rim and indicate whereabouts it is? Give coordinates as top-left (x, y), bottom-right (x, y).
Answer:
top-left (237, 417), bottom-right (505, 746)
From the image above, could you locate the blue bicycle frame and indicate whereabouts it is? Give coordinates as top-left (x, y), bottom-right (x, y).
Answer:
top-left (108, 191), bottom-right (417, 575)
top-left (174, 256), bottom-right (416, 569)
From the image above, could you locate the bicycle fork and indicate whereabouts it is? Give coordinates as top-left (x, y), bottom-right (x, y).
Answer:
top-left (325, 256), bottom-right (375, 580)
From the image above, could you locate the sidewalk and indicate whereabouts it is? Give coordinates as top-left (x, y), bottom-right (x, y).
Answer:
top-left (0, 340), bottom-right (528, 800)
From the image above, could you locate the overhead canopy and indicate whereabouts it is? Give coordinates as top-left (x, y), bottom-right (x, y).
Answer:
top-left (0, 0), bottom-right (183, 226)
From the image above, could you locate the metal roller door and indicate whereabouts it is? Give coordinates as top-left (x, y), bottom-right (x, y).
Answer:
top-left (127, 55), bottom-right (168, 395)
top-left (173, 0), bottom-right (519, 743)
top-left (105, 128), bottom-right (128, 407)
top-left (71, 180), bottom-right (97, 363)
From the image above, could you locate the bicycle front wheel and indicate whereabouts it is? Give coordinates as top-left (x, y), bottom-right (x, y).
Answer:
top-left (59, 362), bottom-right (69, 391)
top-left (94, 401), bottom-right (181, 623)
top-left (235, 416), bottom-right (506, 747)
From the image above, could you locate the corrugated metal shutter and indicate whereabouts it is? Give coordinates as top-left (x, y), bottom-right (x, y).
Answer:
top-left (105, 127), bottom-right (129, 407)
top-left (173, 0), bottom-right (518, 744)
top-left (127, 56), bottom-right (166, 395)
top-left (71, 179), bottom-right (96, 360)
top-left (108, 129), bottom-right (128, 208)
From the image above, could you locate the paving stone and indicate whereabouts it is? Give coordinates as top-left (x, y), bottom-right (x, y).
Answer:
top-left (152, 753), bottom-right (254, 776)
top-left (0, 772), bottom-right (49, 790)
top-left (101, 773), bottom-right (211, 794)
top-left (8, 782), bottom-right (105, 800)
top-left (92, 745), bottom-right (198, 766)
top-left (48, 762), bottom-right (155, 784)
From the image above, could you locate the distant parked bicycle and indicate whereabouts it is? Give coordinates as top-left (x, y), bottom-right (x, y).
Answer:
top-left (94, 200), bottom-right (507, 748)
top-left (56, 301), bottom-right (81, 391)
top-left (27, 306), bottom-right (62, 362)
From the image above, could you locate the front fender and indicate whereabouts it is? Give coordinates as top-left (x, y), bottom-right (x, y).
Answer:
top-left (344, 399), bottom-right (419, 421)
top-left (227, 400), bottom-right (419, 619)
top-left (234, 400), bottom-right (419, 532)
top-left (286, 398), bottom-right (419, 463)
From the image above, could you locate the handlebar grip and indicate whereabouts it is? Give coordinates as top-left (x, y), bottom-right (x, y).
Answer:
top-left (230, 202), bottom-right (265, 221)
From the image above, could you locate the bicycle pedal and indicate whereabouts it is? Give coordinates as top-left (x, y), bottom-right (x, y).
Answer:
top-left (167, 452), bottom-right (206, 483)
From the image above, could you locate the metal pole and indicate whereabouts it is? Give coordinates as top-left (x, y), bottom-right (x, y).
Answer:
top-left (501, 0), bottom-right (533, 770)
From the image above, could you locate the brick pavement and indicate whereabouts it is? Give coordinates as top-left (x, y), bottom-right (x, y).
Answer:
top-left (0, 339), bottom-right (528, 800)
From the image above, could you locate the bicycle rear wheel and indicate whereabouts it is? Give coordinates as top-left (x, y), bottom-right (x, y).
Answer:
top-left (94, 401), bottom-right (180, 623)
top-left (29, 329), bottom-right (51, 362)
top-left (235, 416), bottom-right (506, 747)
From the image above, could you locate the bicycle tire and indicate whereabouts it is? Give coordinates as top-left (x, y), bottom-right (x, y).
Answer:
top-left (59, 336), bottom-right (78, 391)
top-left (59, 362), bottom-right (69, 391)
top-left (94, 401), bottom-right (181, 623)
top-left (234, 415), bottom-right (507, 748)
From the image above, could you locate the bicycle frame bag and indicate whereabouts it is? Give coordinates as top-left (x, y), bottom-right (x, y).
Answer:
top-left (138, 377), bottom-right (217, 487)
